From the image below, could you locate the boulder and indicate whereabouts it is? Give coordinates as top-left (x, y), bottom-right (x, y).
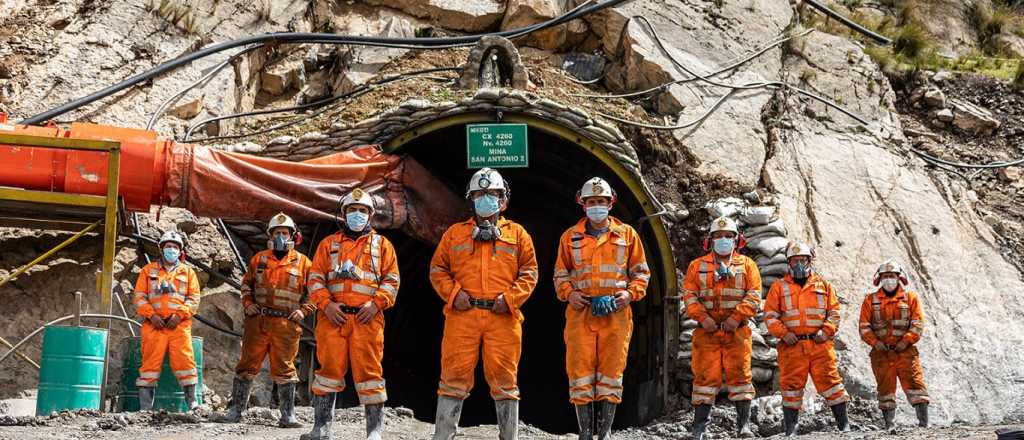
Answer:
top-left (951, 98), bottom-right (1001, 136)
top-left (923, 87), bottom-right (947, 109)
top-left (359, 0), bottom-right (505, 32)
top-left (936, 108), bottom-right (955, 122)
top-left (168, 97), bottom-right (204, 120)
top-left (994, 33), bottom-right (1024, 58)
top-left (500, 0), bottom-right (588, 51)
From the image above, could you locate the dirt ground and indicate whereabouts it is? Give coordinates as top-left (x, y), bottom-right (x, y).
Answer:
top-left (0, 404), bottom-right (1020, 440)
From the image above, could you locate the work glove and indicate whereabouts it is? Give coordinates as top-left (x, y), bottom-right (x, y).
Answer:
top-left (721, 317), bottom-right (740, 332)
top-left (149, 314), bottom-right (166, 329)
top-left (324, 302), bottom-right (348, 326)
top-left (453, 291), bottom-right (471, 311)
top-left (166, 314), bottom-right (182, 329)
top-left (492, 295), bottom-right (510, 314)
top-left (873, 341), bottom-right (889, 352)
top-left (590, 296), bottom-right (615, 317)
top-left (813, 330), bottom-right (828, 343)
top-left (613, 291), bottom-right (632, 311)
top-left (783, 332), bottom-right (798, 346)
top-left (244, 303), bottom-right (261, 317)
top-left (894, 340), bottom-right (909, 352)
top-left (700, 317), bottom-right (718, 332)
top-left (288, 309), bottom-right (304, 323)
top-left (356, 301), bottom-right (379, 324)
top-left (568, 290), bottom-right (589, 311)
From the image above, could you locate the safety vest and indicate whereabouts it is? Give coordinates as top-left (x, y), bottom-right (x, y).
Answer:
top-left (324, 233), bottom-right (398, 300)
top-left (244, 251), bottom-right (309, 311)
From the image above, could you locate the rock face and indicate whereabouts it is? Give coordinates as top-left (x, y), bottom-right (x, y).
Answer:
top-left (359, 0), bottom-right (505, 32)
top-left (994, 33), bottom-right (1024, 58)
top-left (588, 0), bottom-right (792, 188)
top-left (500, 0), bottom-right (588, 51)
top-left (903, 0), bottom-right (986, 58)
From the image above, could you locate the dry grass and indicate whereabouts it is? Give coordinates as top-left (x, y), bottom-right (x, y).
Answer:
top-left (145, 0), bottom-right (202, 35)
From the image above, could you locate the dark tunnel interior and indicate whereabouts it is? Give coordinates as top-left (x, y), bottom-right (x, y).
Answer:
top-left (296, 120), bottom-right (667, 434)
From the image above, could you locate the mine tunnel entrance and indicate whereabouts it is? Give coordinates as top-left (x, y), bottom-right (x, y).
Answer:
top-left (344, 113), bottom-right (676, 434)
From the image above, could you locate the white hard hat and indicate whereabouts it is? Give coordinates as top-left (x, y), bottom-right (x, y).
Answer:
top-left (159, 230), bottom-right (185, 248)
top-left (873, 259), bottom-right (909, 286)
top-left (465, 168), bottom-right (509, 199)
top-left (266, 212), bottom-right (297, 234)
top-left (708, 216), bottom-right (739, 235)
top-left (577, 177), bottom-right (616, 204)
top-left (340, 188), bottom-right (374, 212)
top-left (785, 241), bottom-right (815, 259)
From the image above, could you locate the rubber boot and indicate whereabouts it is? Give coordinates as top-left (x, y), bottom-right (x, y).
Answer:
top-left (575, 403), bottom-right (594, 439)
top-left (882, 408), bottom-right (896, 429)
top-left (138, 386), bottom-right (156, 411)
top-left (300, 392), bottom-right (336, 440)
top-left (218, 378), bottom-right (251, 423)
top-left (496, 399), bottom-right (519, 440)
top-left (691, 404), bottom-right (711, 440)
top-left (596, 401), bottom-right (616, 440)
top-left (182, 384), bottom-right (198, 411)
top-left (365, 404), bottom-right (384, 440)
top-left (432, 395), bottom-right (464, 440)
top-left (831, 402), bottom-right (850, 432)
top-left (783, 408), bottom-right (799, 437)
top-left (915, 403), bottom-right (929, 428)
top-left (734, 400), bottom-right (754, 438)
top-left (278, 382), bottom-right (302, 428)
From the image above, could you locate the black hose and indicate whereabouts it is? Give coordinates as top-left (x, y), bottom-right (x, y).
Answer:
top-left (19, 0), bottom-right (624, 125)
top-left (803, 0), bottom-right (892, 45)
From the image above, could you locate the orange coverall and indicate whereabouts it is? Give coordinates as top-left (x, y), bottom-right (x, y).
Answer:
top-left (429, 217), bottom-right (538, 401)
top-left (307, 231), bottom-right (400, 405)
top-left (553, 217), bottom-right (649, 405)
top-left (764, 274), bottom-right (849, 410)
top-left (235, 249), bottom-right (314, 384)
top-left (133, 261), bottom-right (201, 387)
top-left (858, 287), bottom-right (928, 410)
top-left (681, 252), bottom-right (762, 404)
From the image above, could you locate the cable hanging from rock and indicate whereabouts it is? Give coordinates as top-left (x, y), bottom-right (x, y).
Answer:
top-left (18, 0), bottom-right (618, 125)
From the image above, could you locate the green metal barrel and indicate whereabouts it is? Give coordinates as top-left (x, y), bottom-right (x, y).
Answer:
top-left (35, 325), bottom-right (109, 416)
top-left (117, 336), bottom-right (203, 412)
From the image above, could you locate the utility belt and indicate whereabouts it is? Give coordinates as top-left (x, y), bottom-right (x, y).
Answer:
top-left (339, 305), bottom-right (362, 314)
top-left (260, 308), bottom-right (291, 318)
top-left (469, 298), bottom-right (496, 309)
top-left (794, 334), bottom-right (816, 341)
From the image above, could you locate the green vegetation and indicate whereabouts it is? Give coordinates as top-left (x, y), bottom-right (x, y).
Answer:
top-left (1013, 60), bottom-right (1024, 89)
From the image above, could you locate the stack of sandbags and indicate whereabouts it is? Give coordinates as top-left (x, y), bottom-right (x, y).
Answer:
top-left (751, 315), bottom-right (779, 388)
top-left (676, 319), bottom-right (698, 383)
top-left (740, 205), bottom-right (789, 293)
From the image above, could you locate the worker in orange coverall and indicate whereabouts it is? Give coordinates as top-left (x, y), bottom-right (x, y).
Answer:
top-left (764, 241), bottom-right (849, 436)
top-left (132, 230), bottom-right (201, 411)
top-left (681, 216), bottom-right (761, 440)
top-left (859, 259), bottom-right (929, 429)
top-left (429, 167), bottom-right (539, 440)
top-left (219, 213), bottom-right (312, 428)
top-left (302, 188), bottom-right (400, 440)
top-left (553, 177), bottom-right (649, 439)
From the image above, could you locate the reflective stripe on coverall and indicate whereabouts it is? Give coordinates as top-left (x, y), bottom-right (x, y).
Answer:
top-left (133, 261), bottom-right (201, 387)
top-left (859, 287), bottom-right (928, 409)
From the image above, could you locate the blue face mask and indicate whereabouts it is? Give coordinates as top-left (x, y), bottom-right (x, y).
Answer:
top-left (271, 234), bottom-right (289, 251)
top-left (346, 211), bottom-right (369, 232)
top-left (586, 206), bottom-right (610, 223)
top-left (712, 238), bottom-right (735, 256)
top-left (162, 247), bottom-right (180, 264)
top-left (791, 262), bottom-right (812, 279)
top-left (474, 194), bottom-right (501, 218)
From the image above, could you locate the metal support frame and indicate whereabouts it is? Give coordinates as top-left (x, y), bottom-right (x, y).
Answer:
top-left (0, 133), bottom-right (121, 411)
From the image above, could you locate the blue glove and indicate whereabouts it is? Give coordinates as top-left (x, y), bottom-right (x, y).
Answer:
top-left (591, 296), bottom-right (616, 317)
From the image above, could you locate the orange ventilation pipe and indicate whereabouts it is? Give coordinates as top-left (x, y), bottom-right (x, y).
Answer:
top-left (0, 116), bottom-right (464, 243)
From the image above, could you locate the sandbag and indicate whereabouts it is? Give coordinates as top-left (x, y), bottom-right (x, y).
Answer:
top-left (745, 218), bottom-right (787, 238)
top-left (759, 262), bottom-right (790, 277)
top-left (752, 367), bottom-right (775, 383)
top-left (747, 235), bottom-right (789, 256)
top-left (741, 205), bottom-right (777, 226)
top-left (705, 197), bottom-right (746, 219)
top-left (682, 319), bottom-right (699, 330)
top-left (756, 253), bottom-right (789, 267)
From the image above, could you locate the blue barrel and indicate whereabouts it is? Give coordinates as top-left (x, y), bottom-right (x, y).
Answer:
top-left (117, 336), bottom-right (204, 412)
top-left (35, 325), bottom-right (109, 416)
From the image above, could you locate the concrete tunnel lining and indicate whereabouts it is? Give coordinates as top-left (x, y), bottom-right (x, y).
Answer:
top-left (316, 112), bottom-right (678, 434)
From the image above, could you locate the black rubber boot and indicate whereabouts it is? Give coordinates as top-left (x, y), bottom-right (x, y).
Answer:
top-left (783, 408), bottom-right (799, 437)
top-left (138, 386), bottom-right (156, 411)
top-left (575, 403), bottom-right (593, 439)
top-left (734, 400), bottom-right (754, 438)
top-left (882, 408), bottom-right (896, 429)
top-left (182, 384), bottom-right (198, 411)
top-left (596, 401), bottom-right (616, 440)
top-left (278, 382), bottom-right (302, 428)
top-left (365, 403), bottom-right (384, 440)
top-left (831, 402), bottom-right (850, 432)
top-left (915, 403), bottom-right (929, 428)
top-left (219, 378), bottom-right (251, 423)
top-left (692, 404), bottom-right (711, 440)
top-left (300, 392), bottom-right (336, 440)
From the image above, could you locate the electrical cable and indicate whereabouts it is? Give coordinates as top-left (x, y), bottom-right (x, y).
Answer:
top-left (802, 0), bottom-right (892, 45)
top-left (19, 0), bottom-right (619, 125)
top-left (183, 67), bottom-right (459, 141)
top-left (910, 148), bottom-right (1024, 169)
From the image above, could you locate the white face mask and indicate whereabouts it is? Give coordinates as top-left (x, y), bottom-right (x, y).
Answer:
top-left (881, 278), bottom-right (899, 292)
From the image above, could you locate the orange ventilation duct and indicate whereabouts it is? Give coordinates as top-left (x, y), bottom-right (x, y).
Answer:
top-left (0, 119), bottom-right (463, 243)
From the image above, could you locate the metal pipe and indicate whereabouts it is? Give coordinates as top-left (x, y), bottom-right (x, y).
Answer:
top-left (0, 335), bottom-right (40, 370)
top-left (0, 314), bottom-right (141, 366)
top-left (0, 220), bottom-right (101, 289)
top-left (75, 291), bottom-right (83, 328)
top-left (113, 285), bottom-right (137, 337)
